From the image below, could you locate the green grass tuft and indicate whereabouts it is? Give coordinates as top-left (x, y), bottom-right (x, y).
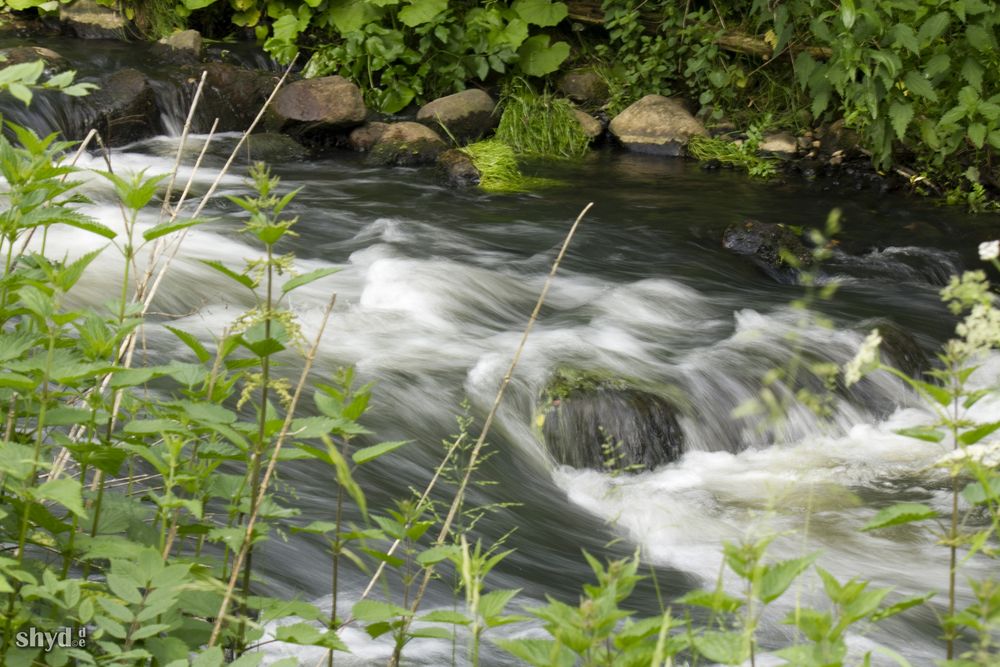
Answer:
top-left (495, 80), bottom-right (590, 160)
top-left (461, 139), bottom-right (556, 193)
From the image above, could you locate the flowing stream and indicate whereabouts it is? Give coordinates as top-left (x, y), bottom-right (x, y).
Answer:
top-left (4, 38), bottom-right (1000, 666)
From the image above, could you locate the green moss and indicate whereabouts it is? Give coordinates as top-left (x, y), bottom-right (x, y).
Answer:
top-left (687, 134), bottom-right (778, 179)
top-left (461, 139), bottom-right (556, 193)
top-left (543, 368), bottom-right (629, 402)
top-left (495, 79), bottom-right (590, 160)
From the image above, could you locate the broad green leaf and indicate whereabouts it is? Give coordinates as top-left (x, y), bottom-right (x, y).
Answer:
top-left (419, 609), bottom-right (470, 625)
top-left (840, 0), bottom-right (856, 29)
top-left (759, 553), bottom-right (818, 603)
top-left (199, 259), bottom-right (256, 289)
top-left (416, 545), bottom-right (458, 566)
top-left (352, 599), bottom-right (413, 622)
top-left (512, 0), bottom-right (568, 27)
top-left (281, 267), bottom-right (340, 294)
top-left (967, 123), bottom-right (987, 148)
top-left (322, 434), bottom-right (367, 518)
top-left (36, 478), bottom-right (86, 517)
top-left (961, 478), bottom-right (1000, 504)
top-left (479, 588), bottom-right (520, 621)
top-left (890, 23), bottom-right (919, 55)
top-left (184, 0), bottom-right (218, 8)
top-left (871, 592), bottom-right (934, 622)
top-left (352, 440), bottom-right (409, 464)
top-left (517, 35), bottom-right (570, 77)
top-left (0, 60), bottom-right (44, 87)
top-left (165, 325), bottom-right (212, 364)
top-left (959, 422), bottom-right (1000, 446)
top-left (966, 24), bottom-right (994, 51)
top-left (889, 101), bottom-right (913, 139)
top-left (677, 588), bottom-right (744, 613)
top-left (398, 0), bottom-right (447, 27)
top-left (694, 630), bottom-right (748, 664)
top-left (903, 71), bottom-right (938, 101)
top-left (142, 217), bottom-right (208, 242)
top-left (494, 638), bottom-right (576, 667)
top-left (862, 502), bottom-right (937, 531)
top-left (917, 12), bottom-right (950, 46)
top-left (894, 426), bottom-right (944, 443)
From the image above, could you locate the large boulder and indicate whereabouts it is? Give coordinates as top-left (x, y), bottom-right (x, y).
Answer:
top-left (609, 95), bottom-right (707, 156)
top-left (197, 62), bottom-right (277, 133)
top-left (722, 219), bottom-right (812, 284)
top-left (271, 76), bottom-right (366, 133)
top-left (538, 369), bottom-right (684, 472)
top-left (416, 89), bottom-right (497, 142)
top-left (368, 122), bottom-right (446, 166)
top-left (859, 319), bottom-right (929, 379)
top-left (83, 68), bottom-right (159, 146)
top-left (347, 122), bottom-right (389, 152)
top-left (60, 0), bottom-right (129, 39)
top-left (437, 149), bottom-right (480, 187)
top-left (557, 69), bottom-right (609, 105)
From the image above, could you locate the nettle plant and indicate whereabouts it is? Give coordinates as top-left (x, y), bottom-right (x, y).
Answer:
top-left (846, 238), bottom-right (1000, 665)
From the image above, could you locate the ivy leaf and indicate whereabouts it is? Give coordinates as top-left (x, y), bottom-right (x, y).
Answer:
top-left (889, 101), bottom-right (913, 139)
top-left (512, 0), bottom-right (567, 27)
top-left (517, 35), bottom-right (570, 77)
top-left (862, 502), bottom-right (937, 531)
top-left (904, 71), bottom-right (938, 101)
top-left (398, 0), bottom-right (447, 27)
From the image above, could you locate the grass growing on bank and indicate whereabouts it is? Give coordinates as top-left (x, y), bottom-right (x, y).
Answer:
top-left (495, 79), bottom-right (590, 160)
top-left (461, 139), bottom-right (557, 193)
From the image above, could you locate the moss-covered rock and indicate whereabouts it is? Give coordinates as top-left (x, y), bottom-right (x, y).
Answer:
top-left (537, 368), bottom-right (684, 472)
top-left (437, 149), bottom-right (481, 187)
top-left (722, 219), bottom-right (812, 284)
top-left (557, 69), bottom-right (610, 106)
top-left (367, 122), bottom-right (446, 166)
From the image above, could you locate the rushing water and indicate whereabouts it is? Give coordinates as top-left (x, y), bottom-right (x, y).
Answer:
top-left (4, 40), bottom-right (1000, 665)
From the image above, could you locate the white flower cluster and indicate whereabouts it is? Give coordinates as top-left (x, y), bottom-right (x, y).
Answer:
top-left (980, 239), bottom-right (1000, 262)
top-left (953, 302), bottom-right (1000, 359)
top-left (844, 329), bottom-right (882, 386)
top-left (937, 440), bottom-right (1000, 468)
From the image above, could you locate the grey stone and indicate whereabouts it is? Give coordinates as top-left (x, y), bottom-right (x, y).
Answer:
top-left (416, 89), bottom-right (497, 142)
top-left (347, 122), bottom-right (389, 152)
top-left (437, 149), bottom-right (480, 187)
top-left (60, 0), bottom-right (128, 39)
top-left (85, 68), bottom-right (159, 146)
top-left (199, 62), bottom-right (277, 133)
top-left (609, 95), bottom-right (708, 156)
top-left (368, 122), bottom-right (446, 166)
top-left (573, 109), bottom-right (603, 140)
top-left (0, 46), bottom-right (67, 71)
top-left (272, 76), bottom-right (366, 131)
top-left (153, 29), bottom-right (203, 64)
top-left (557, 69), bottom-right (609, 105)
top-left (758, 131), bottom-right (798, 156)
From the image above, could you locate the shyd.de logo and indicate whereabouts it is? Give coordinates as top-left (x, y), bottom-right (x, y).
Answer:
top-left (14, 626), bottom-right (88, 651)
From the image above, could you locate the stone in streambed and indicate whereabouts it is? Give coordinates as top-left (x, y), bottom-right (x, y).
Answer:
top-left (0, 46), bottom-right (67, 72)
top-left (152, 29), bottom-right (203, 64)
top-left (367, 122), bottom-right (445, 166)
top-left (60, 0), bottom-right (129, 39)
top-left (84, 68), bottom-right (159, 145)
top-left (538, 369), bottom-right (684, 472)
top-left (437, 149), bottom-right (480, 187)
top-left (416, 89), bottom-right (497, 142)
top-left (558, 69), bottom-right (610, 106)
top-left (573, 109), bottom-right (603, 141)
top-left (858, 319), bottom-right (929, 379)
top-left (347, 122), bottom-right (389, 152)
top-left (722, 219), bottom-right (812, 284)
top-left (609, 95), bottom-right (707, 156)
top-left (195, 62), bottom-right (277, 133)
top-left (271, 76), bottom-right (367, 133)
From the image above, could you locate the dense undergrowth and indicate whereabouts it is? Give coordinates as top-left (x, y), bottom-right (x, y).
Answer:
top-left (0, 51), bottom-right (999, 667)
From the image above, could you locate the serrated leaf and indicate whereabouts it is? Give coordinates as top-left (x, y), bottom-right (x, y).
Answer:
top-left (759, 553), bottom-right (818, 603)
top-left (352, 599), bottom-right (412, 622)
top-left (36, 478), bottom-right (85, 517)
top-left (862, 502), bottom-right (937, 531)
top-left (904, 71), bottom-right (938, 101)
top-left (419, 609), bottom-right (470, 625)
top-left (889, 101), bottom-right (914, 140)
top-left (199, 259), bottom-right (255, 289)
top-left (693, 630), bottom-right (748, 664)
top-left (281, 267), bottom-right (340, 294)
top-left (142, 217), bottom-right (208, 242)
top-left (967, 122), bottom-right (987, 148)
top-left (352, 440), bottom-right (409, 464)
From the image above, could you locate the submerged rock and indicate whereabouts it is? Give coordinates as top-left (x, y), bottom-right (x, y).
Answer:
top-left (437, 149), bottom-right (480, 187)
top-left (859, 318), bottom-right (929, 379)
top-left (538, 369), bottom-right (684, 472)
top-left (85, 68), bottom-right (158, 145)
top-left (416, 89), bottom-right (497, 142)
top-left (722, 219), bottom-right (812, 284)
top-left (367, 122), bottom-right (445, 166)
top-left (609, 95), bottom-right (707, 156)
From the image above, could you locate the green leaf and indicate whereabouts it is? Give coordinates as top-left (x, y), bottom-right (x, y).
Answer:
top-left (517, 35), bottom-right (570, 77)
top-left (917, 12), bottom-right (950, 46)
top-left (199, 259), bottom-right (255, 289)
top-left (416, 545), bottom-right (458, 566)
top-left (759, 553), bottom-right (818, 603)
top-left (966, 24), bottom-right (994, 51)
top-left (479, 588), bottom-right (520, 621)
top-left (512, 0), bottom-right (568, 27)
top-left (967, 123), bottom-right (987, 148)
top-left (694, 630), bottom-right (748, 664)
top-left (840, 0), bottom-right (856, 29)
top-left (871, 592), bottom-right (934, 622)
top-left (420, 610), bottom-right (470, 625)
top-left (191, 647), bottom-right (224, 667)
top-left (142, 217), bottom-right (208, 242)
top-left (960, 58), bottom-right (984, 91)
top-left (495, 639), bottom-right (576, 667)
top-left (961, 478), bottom-right (1000, 505)
top-left (889, 101), bottom-right (914, 140)
top-left (35, 478), bottom-right (86, 517)
top-left (165, 326), bottom-right (212, 364)
top-left (0, 61), bottom-right (44, 88)
top-left (352, 599), bottom-right (413, 622)
top-left (903, 71), bottom-right (938, 102)
top-left (398, 0), bottom-right (447, 27)
top-left (281, 267), bottom-right (340, 294)
top-left (322, 435), bottom-right (367, 518)
top-left (862, 502), bottom-right (937, 531)
top-left (890, 23), bottom-right (919, 55)
top-left (352, 440), bottom-right (409, 464)
top-left (894, 426), bottom-right (944, 443)
top-left (184, 0), bottom-right (218, 9)
top-left (677, 588), bottom-right (743, 613)
top-left (107, 574), bottom-right (144, 605)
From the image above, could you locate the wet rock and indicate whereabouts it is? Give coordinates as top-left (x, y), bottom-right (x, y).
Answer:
top-left (198, 62), bottom-right (277, 132)
top-left (758, 131), bottom-right (797, 156)
top-left (367, 122), bottom-right (445, 166)
top-left (609, 95), bottom-right (707, 156)
top-left (0, 16), bottom-right (62, 39)
top-left (271, 76), bottom-right (366, 133)
top-left (557, 69), bottom-right (609, 105)
top-left (539, 370), bottom-right (684, 472)
top-left (722, 219), bottom-right (812, 284)
top-left (238, 133), bottom-right (308, 162)
top-left (437, 149), bottom-right (480, 187)
top-left (573, 109), bottom-right (603, 140)
top-left (347, 122), bottom-right (389, 152)
top-left (825, 119), bottom-right (862, 155)
top-left (416, 89), bottom-right (497, 143)
top-left (860, 319), bottom-right (929, 378)
top-left (60, 0), bottom-right (129, 39)
top-left (152, 29), bottom-right (203, 64)
top-left (84, 68), bottom-right (159, 145)
top-left (0, 46), bottom-right (67, 72)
